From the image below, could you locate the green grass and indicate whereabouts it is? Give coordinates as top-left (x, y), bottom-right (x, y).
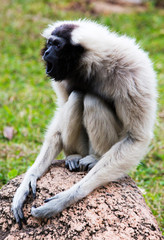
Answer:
top-left (0, 0), bottom-right (163, 234)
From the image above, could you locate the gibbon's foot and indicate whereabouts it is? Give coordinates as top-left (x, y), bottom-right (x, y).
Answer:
top-left (79, 155), bottom-right (98, 171)
top-left (65, 154), bottom-right (98, 172)
top-left (65, 154), bottom-right (82, 171)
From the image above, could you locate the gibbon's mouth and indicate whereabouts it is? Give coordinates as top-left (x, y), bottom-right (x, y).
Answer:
top-left (46, 61), bottom-right (54, 74)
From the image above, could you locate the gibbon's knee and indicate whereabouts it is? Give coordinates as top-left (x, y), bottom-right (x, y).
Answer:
top-left (83, 94), bottom-right (121, 156)
top-left (61, 91), bottom-right (83, 139)
top-left (61, 91), bottom-right (88, 156)
top-left (64, 91), bottom-right (83, 114)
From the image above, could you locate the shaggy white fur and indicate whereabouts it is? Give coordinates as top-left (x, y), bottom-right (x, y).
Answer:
top-left (12, 20), bottom-right (157, 222)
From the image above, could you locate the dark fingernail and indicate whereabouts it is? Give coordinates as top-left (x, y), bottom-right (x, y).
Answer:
top-left (32, 205), bottom-right (36, 208)
top-left (18, 219), bottom-right (22, 230)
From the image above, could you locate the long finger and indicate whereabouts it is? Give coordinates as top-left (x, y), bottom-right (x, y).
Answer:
top-left (18, 207), bottom-right (27, 224)
top-left (12, 208), bottom-right (22, 229)
top-left (30, 178), bottom-right (37, 199)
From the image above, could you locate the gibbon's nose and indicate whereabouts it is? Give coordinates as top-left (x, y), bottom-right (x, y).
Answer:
top-left (43, 46), bottom-right (52, 61)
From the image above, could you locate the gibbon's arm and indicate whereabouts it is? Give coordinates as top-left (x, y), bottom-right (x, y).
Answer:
top-left (31, 95), bottom-right (152, 218)
top-left (12, 109), bottom-right (62, 228)
top-left (12, 90), bottom-right (86, 228)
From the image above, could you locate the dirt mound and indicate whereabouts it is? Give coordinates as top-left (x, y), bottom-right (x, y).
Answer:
top-left (0, 160), bottom-right (163, 240)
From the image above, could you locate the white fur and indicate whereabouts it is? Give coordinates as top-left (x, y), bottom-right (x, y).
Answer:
top-left (12, 20), bottom-right (157, 220)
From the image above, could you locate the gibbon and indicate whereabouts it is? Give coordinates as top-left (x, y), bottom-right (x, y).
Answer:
top-left (12, 19), bottom-right (157, 228)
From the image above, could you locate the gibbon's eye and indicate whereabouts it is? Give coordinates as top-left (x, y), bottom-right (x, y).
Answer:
top-left (53, 39), bottom-right (61, 49)
top-left (47, 39), bottom-right (52, 47)
top-left (47, 39), bottom-right (62, 49)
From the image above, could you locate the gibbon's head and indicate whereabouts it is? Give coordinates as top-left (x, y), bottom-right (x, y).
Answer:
top-left (41, 19), bottom-right (110, 80)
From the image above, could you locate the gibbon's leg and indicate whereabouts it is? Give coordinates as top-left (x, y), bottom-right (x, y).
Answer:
top-left (12, 91), bottom-right (86, 228)
top-left (61, 91), bottom-right (89, 171)
top-left (31, 94), bottom-right (150, 218)
top-left (66, 94), bottom-right (121, 172)
top-left (78, 94), bottom-right (121, 171)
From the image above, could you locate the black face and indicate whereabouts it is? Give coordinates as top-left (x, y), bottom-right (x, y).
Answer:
top-left (42, 24), bottom-right (84, 80)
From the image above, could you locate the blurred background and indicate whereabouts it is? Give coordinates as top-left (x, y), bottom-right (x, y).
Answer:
top-left (0, 0), bottom-right (163, 233)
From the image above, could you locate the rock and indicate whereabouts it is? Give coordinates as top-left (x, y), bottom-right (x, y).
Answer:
top-left (0, 160), bottom-right (163, 240)
top-left (110, 0), bottom-right (144, 5)
top-left (91, 1), bottom-right (146, 14)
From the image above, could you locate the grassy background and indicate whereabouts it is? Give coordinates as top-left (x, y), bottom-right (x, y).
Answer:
top-left (0, 0), bottom-right (163, 233)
